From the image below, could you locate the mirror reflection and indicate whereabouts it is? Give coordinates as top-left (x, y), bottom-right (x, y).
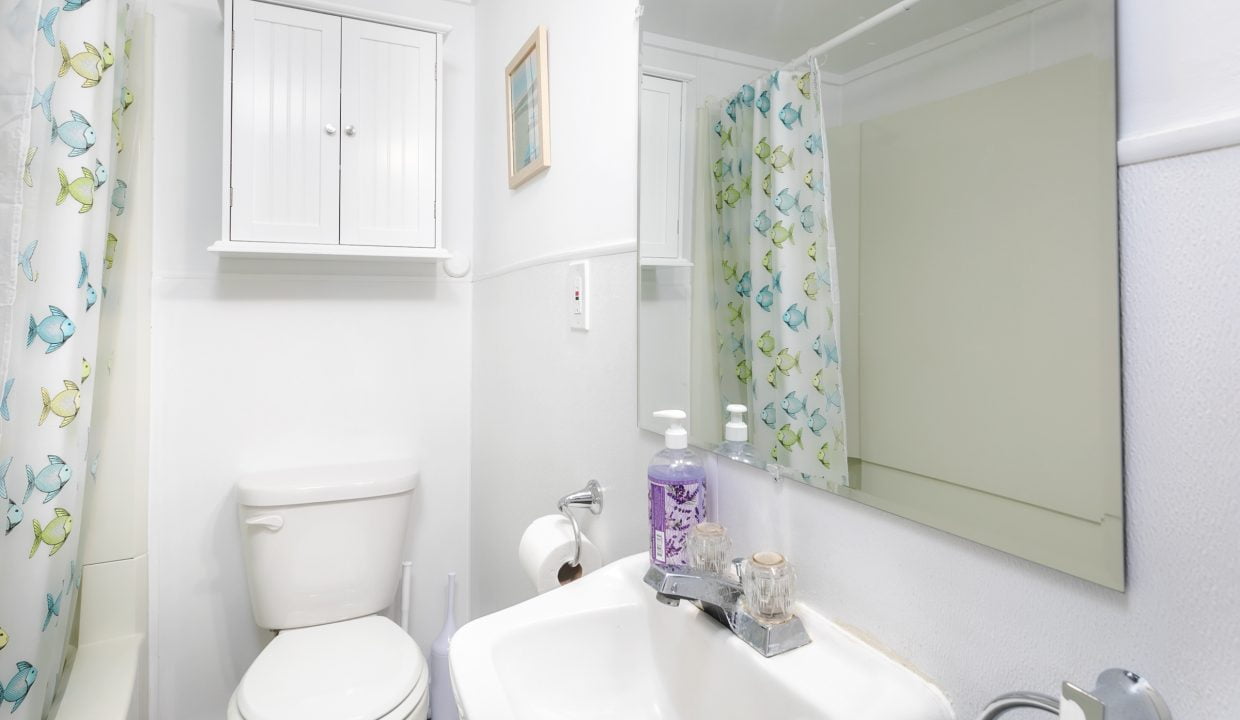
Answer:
top-left (638, 0), bottom-right (1122, 587)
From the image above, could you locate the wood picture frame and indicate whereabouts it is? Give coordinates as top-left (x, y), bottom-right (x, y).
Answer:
top-left (505, 25), bottom-right (551, 188)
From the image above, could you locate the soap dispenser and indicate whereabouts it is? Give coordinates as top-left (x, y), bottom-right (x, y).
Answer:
top-left (716, 404), bottom-right (761, 466)
top-left (648, 410), bottom-right (707, 568)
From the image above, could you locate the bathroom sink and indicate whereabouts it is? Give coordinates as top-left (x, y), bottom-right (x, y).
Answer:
top-left (450, 553), bottom-right (953, 720)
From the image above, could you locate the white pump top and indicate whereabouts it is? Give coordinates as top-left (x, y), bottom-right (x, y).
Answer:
top-left (653, 409), bottom-right (688, 450)
top-left (724, 404), bottom-right (749, 442)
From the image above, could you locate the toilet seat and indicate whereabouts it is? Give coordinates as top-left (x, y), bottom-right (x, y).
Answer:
top-left (232, 615), bottom-right (428, 720)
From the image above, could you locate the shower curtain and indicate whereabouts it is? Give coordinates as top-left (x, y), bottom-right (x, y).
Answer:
top-left (0, 0), bottom-right (143, 715)
top-left (708, 64), bottom-right (848, 487)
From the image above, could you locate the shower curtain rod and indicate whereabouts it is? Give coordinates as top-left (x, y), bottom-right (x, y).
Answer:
top-left (785, 0), bottom-right (926, 68)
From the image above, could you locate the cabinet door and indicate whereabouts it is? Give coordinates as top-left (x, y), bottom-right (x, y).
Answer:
top-left (232, 1), bottom-right (341, 245)
top-left (340, 20), bottom-right (437, 248)
top-left (639, 74), bottom-right (685, 260)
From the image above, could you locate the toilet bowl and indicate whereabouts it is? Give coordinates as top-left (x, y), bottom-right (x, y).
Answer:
top-left (228, 461), bottom-right (425, 719)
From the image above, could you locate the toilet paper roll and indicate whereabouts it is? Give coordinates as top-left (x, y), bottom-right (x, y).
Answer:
top-left (518, 514), bottom-right (603, 594)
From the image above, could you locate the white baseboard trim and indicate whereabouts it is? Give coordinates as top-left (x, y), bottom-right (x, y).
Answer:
top-left (1119, 112), bottom-right (1240, 166)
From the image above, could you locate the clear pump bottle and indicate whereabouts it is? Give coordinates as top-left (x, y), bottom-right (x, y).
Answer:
top-left (648, 410), bottom-right (707, 568)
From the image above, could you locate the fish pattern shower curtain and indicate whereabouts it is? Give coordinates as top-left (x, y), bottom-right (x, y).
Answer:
top-left (708, 66), bottom-right (848, 486)
top-left (0, 0), bottom-right (141, 715)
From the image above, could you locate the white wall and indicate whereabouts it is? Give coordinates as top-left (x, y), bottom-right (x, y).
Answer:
top-left (475, 1), bottom-right (1240, 718)
top-left (468, 0), bottom-right (645, 616)
top-left (147, 0), bottom-right (475, 717)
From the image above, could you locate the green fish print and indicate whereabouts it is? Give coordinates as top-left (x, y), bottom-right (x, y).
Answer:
top-left (755, 137), bottom-right (772, 163)
top-left (0, 457), bottom-right (22, 535)
top-left (762, 249), bottom-right (774, 273)
top-left (736, 359), bottom-right (752, 384)
top-left (40, 380), bottom-right (81, 428)
top-left (782, 303), bottom-right (809, 331)
top-left (723, 184), bottom-right (741, 207)
top-left (721, 259), bottom-right (738, 283)
top-left (762, 172), bottom-right (772, 197)
top-left (105, 233), bottom-right (118, 267)
top-left (756, 330), bottom-right (775, 357)
top-left (803, 271), bottom-right (820, 300)
top-left (775, 348), bottom-right (800, 375)
top-left (29, 508), bottom-right (72, 558)
top-left (770, 145), bottom-right (794, 172)
top-left (25, 456), bottom-right (72, 504)
top-left (57, 166), bottom-right (96, 213)
top-left (81, 357), bottom-right (91, 383)
top-left (777, 423), bottom-right (804, 450)
top-left (740, 174), bottom-right (751, 194)
top-left (715, 190), bottom-right (724, 213)
top-left (0, 661), bottom-right (38, 713)
top-left (721, 126), bottom-right (733, 147)
top-left (797, 72), bottom-right (813, 99)
top-left (766, 367), bottom-right (779, 388)
top-left (769, 221), bottom-right (794, 248)
top-left (811, 367), bottom-right (825, 395)
top-left (727, 302), bottom-right (743, 326)
top-left (27, 305), bottom-right (75, 353)
top-left (0, 627), bottom-right (6, 651)
top-left (807, 241), bottom-right (817, 261)
top-left (51, 110), bottom-right (96, 157)
top-left (808, 408), bottom-right (828, 436)
top-left (781, 391), bottom-right (807, 417)
top-left (122, 86), bottom-right (135, 110)
top-left (712, 158), bottom-right (730, 182)
top-left (817, 442), bottom-right (831, 469)
top-left (778, 102), bottom-right (803, 129)
top-left (58, 41), bottom-right (113, 88)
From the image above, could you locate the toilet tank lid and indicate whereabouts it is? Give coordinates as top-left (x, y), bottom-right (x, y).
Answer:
top-left (237, 460), bottom-right (418, 507)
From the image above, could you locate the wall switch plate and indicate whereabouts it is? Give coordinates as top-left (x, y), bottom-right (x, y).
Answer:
top-left (568, 261), bottom-right (589, 331)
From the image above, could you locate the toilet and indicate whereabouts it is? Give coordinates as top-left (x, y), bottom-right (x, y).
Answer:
top-left (226, 461), bottom-right (428, 720)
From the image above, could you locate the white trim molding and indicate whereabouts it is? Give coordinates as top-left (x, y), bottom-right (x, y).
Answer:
top-left (1118, 113), bottom-right (1240, 166)
top-left (474, 240), bottom-right (637, 282)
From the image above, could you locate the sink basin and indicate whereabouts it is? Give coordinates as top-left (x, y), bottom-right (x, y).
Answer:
top-left (450, 554), bottom-right (953, 720)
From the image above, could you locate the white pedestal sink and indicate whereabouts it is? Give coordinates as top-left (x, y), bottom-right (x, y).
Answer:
top-left (450, 554), bottom-right (954, 720)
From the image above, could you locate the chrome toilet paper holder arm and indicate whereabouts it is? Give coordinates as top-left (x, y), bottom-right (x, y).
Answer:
top-left (976, 669), bottom-right (1172, 720)
top-left (557, 480), bottom-right (604, 567)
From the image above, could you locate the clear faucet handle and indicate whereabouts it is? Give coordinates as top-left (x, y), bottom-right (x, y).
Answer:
top-left (742, 552), bottom-right (796, 623)
top-left (687, 523), bottom-right (731, 575)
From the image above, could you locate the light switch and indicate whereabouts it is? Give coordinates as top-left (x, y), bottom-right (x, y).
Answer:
top-left (568, 261), bottom-right (589, 331)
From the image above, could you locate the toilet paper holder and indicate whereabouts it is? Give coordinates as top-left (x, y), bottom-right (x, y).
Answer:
top-left (557, 480), bottom-right (604, 567)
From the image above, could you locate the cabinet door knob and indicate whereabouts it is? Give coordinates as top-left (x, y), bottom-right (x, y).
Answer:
top-left (325, 124), bottom-right (337, 136)
top-left (344, 125), bottom-right (357, 136)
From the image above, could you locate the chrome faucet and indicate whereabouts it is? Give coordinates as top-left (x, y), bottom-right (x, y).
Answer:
top-left (643, 561), bottom-right (811, 657)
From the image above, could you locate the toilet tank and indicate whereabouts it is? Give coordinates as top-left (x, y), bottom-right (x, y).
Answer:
top-left (237, 460), bottom-right (418, 630)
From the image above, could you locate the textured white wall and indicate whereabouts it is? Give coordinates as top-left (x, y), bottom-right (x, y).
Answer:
top-left (471, 0), bottom-right (1240, 718)
top-left (147, 0), bottom-right (476, 717)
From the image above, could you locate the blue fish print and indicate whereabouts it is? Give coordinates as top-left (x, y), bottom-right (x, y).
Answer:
top-left (808, 408), bottom-right (829, 436)
top-left (768, 70), bottom-right (781, 90)
top-left (0, 380), bottom-right (11, 421)
top-left (63, 0), bottom-right (92, 10)
top-left (38, 6), bottom-right (58, 46)
top-left (722, 230), bottom-right (732, 246)
top-left (713, 120), bottom-right (722, 137)
top-left (0, 661), bottom-right (37, 713)
top-left (756, 90), bottom-right (771, 117)
top-left (772, 270), bottom-right (783, 294)
top-left (782, 303), bottom-right (808, 331)
top-left (753, 210), bottom-right (773, 234)
top-left (93, 158), bottom-right (107, 188)
top-left (27, 306), bottom-right (75, 353)
top-left (773, 188), bottom-right (800, 216)
top-left (112, 179), bottom-right (127, 215)
top-left (43, 589), bottom-right (62, 631)
top-left (812, 335), bottom-right (825, 358)
top-left (823, 336), bottom-right (839, 365)
top-left (0, 457), bottom-right (20, 535)
top-left (755, 285), bottom-right (774, 312)
top-left (805, 133), bottom-right (823, 155)
top-left (77, 251), bottom-right (88, 288)
top-left (779, 102), bottom-right (803, 129)
top-left (735, 271), bottom-right (752, 298)
top-left (781, 391), bottom-right (808, 418)
top-left (800, 205), bottom-right (816, 233)
top-left (19, 238), bottom-right (37, 281)
top-left (31, 82), bottom-right (54, 122)
top-left (825, 385), bottom-right (842, 410)
top-left (761, 402), bottom-right (777, 429)
top-left (51, 110), bottom-right (95, 157)
top-left (85, 283), bottom-right (97, 312)
top-left (738, 84), bottom-right (755, 107)
top-left (727, 333), bottom-right (744, 355)
top-left (26, 455), bottom-right (72, 504)
top-left (725, 97), bottom-right (738, 122)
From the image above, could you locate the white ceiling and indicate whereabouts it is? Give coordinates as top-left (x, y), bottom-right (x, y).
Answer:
top-left (641, 0), bottom-right (1029, 73)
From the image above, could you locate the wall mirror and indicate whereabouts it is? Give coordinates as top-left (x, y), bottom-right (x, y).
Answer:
top-left (636, 0), bottom-right (1122, 588)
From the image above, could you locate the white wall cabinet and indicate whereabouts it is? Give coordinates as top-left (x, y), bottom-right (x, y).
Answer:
top-left (215, 0), bottom-right (446, 259)
top-left (639, 73), bottom-right (687, 264)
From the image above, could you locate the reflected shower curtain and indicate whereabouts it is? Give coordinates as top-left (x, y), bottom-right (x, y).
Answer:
top-left (0, 0), bottom-right (143, 715)
top-left (708, 64), bottom-right (848, 486)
